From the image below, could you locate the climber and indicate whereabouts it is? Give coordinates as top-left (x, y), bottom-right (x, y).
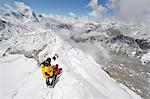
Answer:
top-left (52, 54), bottom-right (59, 61)
top-left (40, 55), bottom-right (62, 87)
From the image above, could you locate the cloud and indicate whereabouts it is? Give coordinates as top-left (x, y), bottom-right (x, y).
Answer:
top-left (107, 0), bottom-right (120, 14)
top-left (108, 0), bottom-right (150, 23)
top-left (1, 4), bottom-right (15, 11)
top-left (69, 12), bottom-right (77, 17)
top-left (88, 0), bottom-right (99, 10)
top-left (88, 0), bottom-right (106, 18)
top-left (87, 0), bottom-right (150, 23)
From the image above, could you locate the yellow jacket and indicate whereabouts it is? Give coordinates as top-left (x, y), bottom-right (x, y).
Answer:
top-left (40, 64), bottom-right (54, 79)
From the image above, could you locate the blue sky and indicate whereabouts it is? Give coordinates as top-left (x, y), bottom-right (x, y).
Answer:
top-left (0, 0), bottom-right (109, 15)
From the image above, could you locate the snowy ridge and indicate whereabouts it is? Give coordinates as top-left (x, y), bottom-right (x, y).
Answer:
top-left (0, 30), bottom-right (141, 99)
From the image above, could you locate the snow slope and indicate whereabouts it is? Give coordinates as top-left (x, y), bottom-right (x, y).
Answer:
top-left (0, 33), bottom-right (141, 99)
top-left (141, 52), bottom-right (150, 65)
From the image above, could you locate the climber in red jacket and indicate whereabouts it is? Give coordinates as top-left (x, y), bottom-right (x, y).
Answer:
top-left (52, 64), bottom-right (62, 76)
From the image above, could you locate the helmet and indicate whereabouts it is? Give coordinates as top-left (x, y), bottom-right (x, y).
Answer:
top-left (56, 64), bottom-right (59, 68)
top-left (46, 57), bottom-right (51, 64)
top-left (43, 61), bottom-right (49, 66)
top-left (55, 54), bottom-right (59, 58)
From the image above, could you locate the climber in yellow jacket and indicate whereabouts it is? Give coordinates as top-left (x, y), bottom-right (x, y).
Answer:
top-left (40, 55), bottom-right (62, 86)
top-left (40, 57), bottom-right (53, 85)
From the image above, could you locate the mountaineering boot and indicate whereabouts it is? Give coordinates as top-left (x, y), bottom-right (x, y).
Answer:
top-left (48, 75), bottom-right (57, 88)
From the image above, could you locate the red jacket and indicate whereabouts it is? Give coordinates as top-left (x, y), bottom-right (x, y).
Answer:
top-left (52, 65), bottom-right (61, 75)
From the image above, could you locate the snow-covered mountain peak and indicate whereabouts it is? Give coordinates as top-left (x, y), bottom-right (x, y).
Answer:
top-left (15, 2), bottom-right (33, 18)
top-left (0, 2), bottom-right (39, 25)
